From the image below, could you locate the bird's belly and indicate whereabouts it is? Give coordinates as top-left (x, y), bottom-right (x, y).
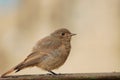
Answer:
top-left (37, 53), bottom-right (68, 70)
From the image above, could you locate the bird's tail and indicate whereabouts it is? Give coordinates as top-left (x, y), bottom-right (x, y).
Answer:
top-left (1, 67), bottom-right (15, 77)
top-left (1, 61), bottom-right (24, 78)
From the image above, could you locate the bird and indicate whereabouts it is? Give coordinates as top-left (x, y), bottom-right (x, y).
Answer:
top-left (1, 28), bottom-right (76, 77)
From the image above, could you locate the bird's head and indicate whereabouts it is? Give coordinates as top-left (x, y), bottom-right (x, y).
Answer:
top-left (51, 28), bottom-right (76, 41)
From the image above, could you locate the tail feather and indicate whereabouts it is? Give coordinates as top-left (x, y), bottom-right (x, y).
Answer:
top-left (15, 69), bottom-right (21, 73)
top-left (1, 68), bottom-right (15, 77)
top-left (1, 56), bottom-right (38, 77)
top-left (1, 62), bottom-right (24, 77)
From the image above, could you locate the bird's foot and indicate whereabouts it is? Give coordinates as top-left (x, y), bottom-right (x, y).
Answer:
top-left (48, 70), bottom-right (57, 75)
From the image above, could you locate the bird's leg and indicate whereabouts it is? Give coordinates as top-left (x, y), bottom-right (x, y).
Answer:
top-left (48, 70), bottom-right (57, 75)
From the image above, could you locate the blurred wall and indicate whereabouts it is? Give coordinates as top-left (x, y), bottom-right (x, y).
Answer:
top-left (0, 0), bottom-right (120, 75)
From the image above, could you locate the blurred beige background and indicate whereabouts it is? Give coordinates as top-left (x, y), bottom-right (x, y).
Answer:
top-left (0, 0), bottom-right (120, 75)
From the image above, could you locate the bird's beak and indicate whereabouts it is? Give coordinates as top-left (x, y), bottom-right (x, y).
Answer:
top-left (70, 33), bottom-right (76, 36)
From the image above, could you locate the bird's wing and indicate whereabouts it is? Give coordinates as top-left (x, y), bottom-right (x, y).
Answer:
top-left (26, 36), bottom-right (61, 58)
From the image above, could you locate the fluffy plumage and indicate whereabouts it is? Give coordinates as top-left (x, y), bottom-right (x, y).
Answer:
top-left (1, 28), bottom-right (76, 77)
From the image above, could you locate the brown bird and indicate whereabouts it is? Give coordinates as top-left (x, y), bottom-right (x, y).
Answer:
top-left (1, 28), bottom-right (76, 77)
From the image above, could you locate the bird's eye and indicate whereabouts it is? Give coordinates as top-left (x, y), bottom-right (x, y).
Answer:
top-left (61, 32), bottom-right (65, 36)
